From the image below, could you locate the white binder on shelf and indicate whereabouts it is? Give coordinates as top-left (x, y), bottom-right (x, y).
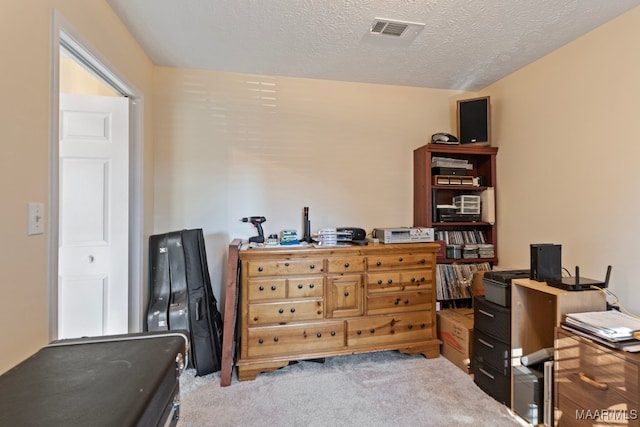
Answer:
top-left (480, 187), bottom-right (495, 224)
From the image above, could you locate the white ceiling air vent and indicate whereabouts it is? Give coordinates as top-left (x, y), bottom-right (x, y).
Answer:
top-left (370, 18), bottom-right (425, 38)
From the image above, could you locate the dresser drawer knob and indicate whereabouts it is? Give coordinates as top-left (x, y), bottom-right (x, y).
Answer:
top-left (258, 266), bottom-right (263, 272)
top-left (298, 284), bottom-right (303, 289)
top-left (404, 299), bottom-right (409, 304)
top-left (290, 308), bottom-right (296, 313)
top-left (394, 299), bottom-right (400, 305)
top-left (273, 337), bottom-right (279, 342)
top-left (420, 259), bottom-right (426, 264)
top-left (310, 264), bottom-right (315, 269)
top-left (344, 291), bottom-right (350, 297)
top-left (309, 283), bottom-right (315, 288)
top-left (387, 279), bottom-right (393, 284)
top-left (398, 258), bottom-right (403, 262)
top-left (370, 328), bottom-right (375, 334)
top-left (377, 280), bottom-right (383, 285)
top-left (317, 333), bottom-right (322, 338)
top-left (421, 323), bottom-right (426, 328)
top-left (357, 330), bottom-right (362, 335)
top-left (259, 286), bottom-right (264, 291)
top-left (278, 308), bottom-right (284, 314)
top-left (408, 324), bottom-right (413, 329)
top-left (411, 277), bottom-right (416, 283)
top-left (258, 338), bottom-right (264, 344)
top-left (376, 261), bottom-right (381, 266)
top-left (331, 331), bottom-right (336, 336)
top-left (420, 277), bottom-right (425, 282)
top-left (284, 262), bottom-right (290, 267)
top-left (578, 372), bottom-right (609, 391)
top-left (344, 262), bottom-right (350, 268)
top-left (271, 286), bottom-right (277, 291)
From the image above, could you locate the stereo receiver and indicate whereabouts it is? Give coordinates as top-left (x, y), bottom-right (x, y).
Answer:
top-left (372, 227), bottom-right (434, 244)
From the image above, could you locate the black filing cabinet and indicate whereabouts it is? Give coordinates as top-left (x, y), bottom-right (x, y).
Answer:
top-left (473, 295), bottom-right (511, 406)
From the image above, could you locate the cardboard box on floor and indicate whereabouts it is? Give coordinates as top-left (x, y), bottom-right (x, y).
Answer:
top-left (437, 308), bottom-right (474, 375)
top-left (471, 270), bottom-right (486, 299)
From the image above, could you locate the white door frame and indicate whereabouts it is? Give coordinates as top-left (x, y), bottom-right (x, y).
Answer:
top-left (49, 10), bottom-right (145, 339)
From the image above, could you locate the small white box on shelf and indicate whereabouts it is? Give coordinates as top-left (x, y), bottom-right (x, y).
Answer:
top-left (453, 195), bottom-right (481, 214)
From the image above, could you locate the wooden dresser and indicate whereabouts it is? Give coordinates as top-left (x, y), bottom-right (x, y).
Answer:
top-left (555, 327), bottom-right (640, 426)
top-left (236, 242), bottom-right (441, 381)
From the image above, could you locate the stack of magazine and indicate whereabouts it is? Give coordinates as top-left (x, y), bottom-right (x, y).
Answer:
top-left (562, 310), bottom-right (640, 352)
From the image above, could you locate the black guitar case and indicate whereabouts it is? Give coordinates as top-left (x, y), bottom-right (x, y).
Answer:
top-left (147, 234), bottom-right (170, 331)
top-left (167, 231), bottom-right (189, 333)
top-left (181, 229), bottom-right (223, 375)
top-left (146, 229), bottom-right (223, 376)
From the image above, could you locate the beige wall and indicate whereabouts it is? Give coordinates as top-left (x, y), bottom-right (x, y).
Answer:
top-left (152, 68), bottom-right (467, 303)
top-left (0, 0), bottom-right (154, 373)
top-left (482, 6), bottom-right (640, 313)
top-left (60, 56), bottom-right (118, 96)
top-left (4, 0), bottom-right (640, 375)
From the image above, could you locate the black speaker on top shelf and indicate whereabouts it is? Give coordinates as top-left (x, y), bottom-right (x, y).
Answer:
top-left (530, 244), bottom-right (561, 282)
top-left (457, 96), bottom-right (490, 145)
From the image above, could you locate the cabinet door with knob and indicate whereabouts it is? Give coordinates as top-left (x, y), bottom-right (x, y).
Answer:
top-left (326, 274), bottom-right (364, 318)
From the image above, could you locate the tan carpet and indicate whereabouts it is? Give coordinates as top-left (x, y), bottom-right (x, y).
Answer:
top-left (178, 351), bottom-right (525, 426)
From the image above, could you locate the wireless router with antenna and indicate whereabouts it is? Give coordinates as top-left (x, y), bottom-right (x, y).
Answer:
top-left (547, 265), bottom-right (611, 291)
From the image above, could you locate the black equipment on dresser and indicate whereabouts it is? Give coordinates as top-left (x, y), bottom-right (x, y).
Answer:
top-left (547, 264), bottom-right (612, 292)
top-left (530, 244), bottom-right (561, 282)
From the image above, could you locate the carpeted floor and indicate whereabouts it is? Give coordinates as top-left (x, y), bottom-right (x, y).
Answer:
top-left (178, 351), bottom-right (525, 426)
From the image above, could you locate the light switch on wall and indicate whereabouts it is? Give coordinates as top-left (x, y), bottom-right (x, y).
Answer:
top-left (28, 202), bottom-right (45, 235)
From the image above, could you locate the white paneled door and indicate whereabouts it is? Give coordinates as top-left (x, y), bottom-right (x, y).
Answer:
top-left (58, 94), bottom-right (129, 339)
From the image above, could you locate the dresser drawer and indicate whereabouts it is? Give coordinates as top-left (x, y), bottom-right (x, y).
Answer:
top-left (347, 312), bottom-right (433, 347)
top-left (326, 256), bottom-right (365, 273)
top-left (556, 393), bottom-right (640, 427)
top-left (367, 272), bottom-right (402, 291)
top-left (246, 259), bottom-right (323, 276)
top-left (247, 321), bottom-right (345, 357)
top-left (247, 278), bottom-right (287, 301)
top-left (247, 277), bottom-right (323, 301)
top-left (366, 291), bottom-right (432, 315)
top-left (367, 254), bottom-right (432, 270)
top-left (367, 270), bottom-right (432, 293)
top-left (556, 332), bottom-right (639, 415)
top-left (287, 276), bottom-right (323, 298)
top-left (473, 358), bottom-right (511, 406)
top-left (474, 328), bottom-right (510, 375)
top-left (474, 295), bottom-right (511, 343)
top-left (248, 299), bottom-right (324, 326)
top-left (555, 394), bottom-right (589, 427)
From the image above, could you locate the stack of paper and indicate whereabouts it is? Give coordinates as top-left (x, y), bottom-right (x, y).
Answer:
top-left (562, 310), bottom-right (640, 352)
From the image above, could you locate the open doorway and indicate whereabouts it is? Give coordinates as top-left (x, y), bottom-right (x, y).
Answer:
top-left (50, 11), bottom-right (145, 340)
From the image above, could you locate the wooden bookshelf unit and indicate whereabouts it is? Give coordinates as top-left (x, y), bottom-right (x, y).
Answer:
top-left (413, 143), bottom-right (498, 306)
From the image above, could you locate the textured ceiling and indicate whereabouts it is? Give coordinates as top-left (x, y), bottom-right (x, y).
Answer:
top-left (107, 0), bottom-right (640, 91)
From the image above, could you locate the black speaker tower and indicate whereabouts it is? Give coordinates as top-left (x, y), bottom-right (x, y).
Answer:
top-left (457, 96), bottom-right (490, 145)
